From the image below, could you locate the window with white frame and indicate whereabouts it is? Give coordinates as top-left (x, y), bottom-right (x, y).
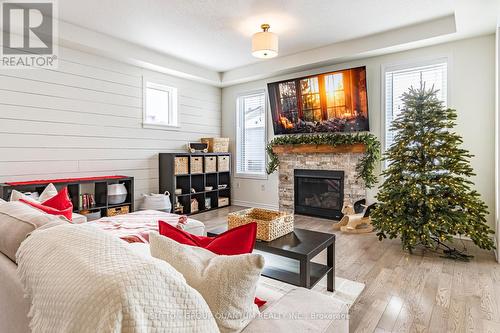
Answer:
top-left (236, 91), bottom-right (266, 178)
top-left (143, 79), bottom-right (178, 129)
top-left (384, 60), bottom-right (448, 150)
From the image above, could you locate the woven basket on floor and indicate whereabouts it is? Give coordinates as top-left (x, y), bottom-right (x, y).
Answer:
top-left (228, 208), bottom-right (294, 241)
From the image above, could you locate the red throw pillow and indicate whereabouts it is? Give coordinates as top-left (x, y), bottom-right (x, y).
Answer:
top-left (19, 187), bottom-right (73, 221)
top-left (42, 187), bottom-right (72, 211)
top-left (158, 221), bottom-right (257, 255)
top-left (20, 199), bottom-right (73, 221)
top-left (158, 221), bottom-right (266, 307)
top-left (254, 297), bottom-right (267, 308)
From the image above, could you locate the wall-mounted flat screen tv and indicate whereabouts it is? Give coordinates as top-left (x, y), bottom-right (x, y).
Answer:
top-left (268, 66), bottom-right (369, 135)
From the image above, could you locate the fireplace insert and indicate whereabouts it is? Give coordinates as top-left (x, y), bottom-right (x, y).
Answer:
top-left (294, 169), bottom-right (344, 220)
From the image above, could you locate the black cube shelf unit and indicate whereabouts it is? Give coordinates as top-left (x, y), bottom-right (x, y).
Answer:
top-left (0, 176), bottom-right (134, 218)
top-left (159, 153), bottom-right (231, 215)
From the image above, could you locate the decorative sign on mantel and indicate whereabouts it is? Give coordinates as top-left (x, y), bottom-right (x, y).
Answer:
top-left (266, 133), bottom-right (380, 188)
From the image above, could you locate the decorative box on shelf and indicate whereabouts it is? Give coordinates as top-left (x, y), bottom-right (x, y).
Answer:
top-left (228, 208), bottom-right (294, 241)
top-left (201, 137), bottom-right (229, 153)
top-left (187, 142), bottom-right (208, 153)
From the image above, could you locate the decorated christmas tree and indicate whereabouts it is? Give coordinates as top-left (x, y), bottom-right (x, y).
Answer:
top-left (371, 84), bottom-right (495, 260)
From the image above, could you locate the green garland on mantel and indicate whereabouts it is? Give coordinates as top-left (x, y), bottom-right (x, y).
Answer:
top-left (266, 133), bottom-right (381, 188)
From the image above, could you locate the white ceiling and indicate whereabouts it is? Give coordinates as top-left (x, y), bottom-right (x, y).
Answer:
top-left (54, 0), bottom-right (500, 80)
top-left (58, 0), bottom-right (499, 73)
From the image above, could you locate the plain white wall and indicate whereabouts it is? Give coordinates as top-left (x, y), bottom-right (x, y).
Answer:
top-left (222, 34), bottom-right (497, 228)
top-left (0, 45), bottom-right (221, 208)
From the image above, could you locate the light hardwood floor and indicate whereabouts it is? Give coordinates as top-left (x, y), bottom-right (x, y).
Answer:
top-left (194, 206), bottom-right (499, 333)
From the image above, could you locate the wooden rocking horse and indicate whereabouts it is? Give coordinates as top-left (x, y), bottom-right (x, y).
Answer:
top-left (333, 199), bottom-right (377, 234)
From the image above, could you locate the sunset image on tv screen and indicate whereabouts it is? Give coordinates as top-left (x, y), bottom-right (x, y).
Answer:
top-left (268, 66), bottom-right (369, 134)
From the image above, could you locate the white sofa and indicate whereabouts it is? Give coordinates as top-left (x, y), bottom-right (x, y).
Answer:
top-left (0, 203), bottom-right (349, 332)
top-left (0, 249), bottom-right (349, 333)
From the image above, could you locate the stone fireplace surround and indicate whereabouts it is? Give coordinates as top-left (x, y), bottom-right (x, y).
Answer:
top-left (277, 150), bottom-right (366, 215)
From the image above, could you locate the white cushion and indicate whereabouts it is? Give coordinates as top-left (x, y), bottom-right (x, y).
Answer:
top-left (182, 219), bottom-right (205, 236)
top-left (9, 183), bottom-right (58, 203)
top-left (38, 183), bottom-right (58, 202)
top-left (150, 231), bottom-right (264, 333)
top-left (9, 190), bottom-right (38, 203)
top-left (8, 184), bottom-right (82, 222)
top-left (0, 201), bottom-right (66, 262)
top-left (0, 198), bottom-right (5, 204)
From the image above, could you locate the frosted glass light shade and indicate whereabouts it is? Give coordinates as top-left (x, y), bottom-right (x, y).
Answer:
top-left (252, 31), bottom-right (278, 59)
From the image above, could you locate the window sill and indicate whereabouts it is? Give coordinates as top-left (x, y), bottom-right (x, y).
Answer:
top-left (143, 123), bottom-right (180, 131)
top-left (234, 173), bottom-right (268, 180)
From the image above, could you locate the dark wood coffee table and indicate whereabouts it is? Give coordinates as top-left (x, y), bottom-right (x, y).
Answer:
top-left (208, 227), bottom-right (335, 291)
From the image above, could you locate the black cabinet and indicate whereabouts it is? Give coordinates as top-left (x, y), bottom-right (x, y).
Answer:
top-left (159, 153), bottom-right (231, 215)
top-left (0, 176), bottom-right (134, 217)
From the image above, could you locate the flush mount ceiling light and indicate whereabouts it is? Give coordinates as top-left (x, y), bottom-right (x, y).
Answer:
top-left (252, 24), bottom-right (278, 59)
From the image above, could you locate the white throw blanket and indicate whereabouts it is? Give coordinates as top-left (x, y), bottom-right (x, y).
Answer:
top-left (16, 224), bottom-right (220, 333)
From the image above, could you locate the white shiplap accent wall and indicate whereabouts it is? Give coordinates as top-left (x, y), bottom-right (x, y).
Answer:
top-left (0, 46), bottom-right (221, 208)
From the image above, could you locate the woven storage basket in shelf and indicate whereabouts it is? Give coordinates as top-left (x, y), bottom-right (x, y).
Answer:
top-left (228, 208), bottom-right (294, 241)
top-left (201, 138), bottom-right (229, 153)
top-left (218, 197), bottom-right (229, 207)
top-left (174, 157), bottom-right (189, 175)
top-left (190, 156), bottom-right (203, 174)
top-left (107, 205), bottom-right (129, 216)
top-left (217, 155), bottom-right (230, 172)
top-left (204, 156), bottom-right (217, 173)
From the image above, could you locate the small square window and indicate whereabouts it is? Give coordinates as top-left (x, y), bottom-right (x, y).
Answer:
top-left (143, 79), bottom-right (178, 129)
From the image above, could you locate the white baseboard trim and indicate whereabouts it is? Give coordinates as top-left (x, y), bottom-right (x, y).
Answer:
top-left (232, 200), bottom-right (279, 211)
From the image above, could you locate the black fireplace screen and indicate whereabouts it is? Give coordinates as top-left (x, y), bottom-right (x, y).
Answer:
top-left (294, 169), bottom-right (344, 220)
top-left (296, 177), bottom-right (342, 210)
